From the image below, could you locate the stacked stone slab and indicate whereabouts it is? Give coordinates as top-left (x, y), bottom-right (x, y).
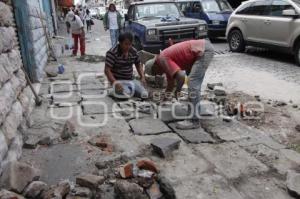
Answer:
top-left (0, 0), bottom-right (35, 175)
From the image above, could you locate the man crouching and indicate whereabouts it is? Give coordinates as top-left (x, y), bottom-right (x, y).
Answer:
top-left (105, 32), bottom-right (148, 99)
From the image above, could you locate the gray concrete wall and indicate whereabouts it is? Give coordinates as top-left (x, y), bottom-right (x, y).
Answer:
top-left (27, 0), bottom-right (49, 82)
top-left (0, 0), bottom-right (36, 175)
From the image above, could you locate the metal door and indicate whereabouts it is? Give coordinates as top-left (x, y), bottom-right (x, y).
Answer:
top-left (12, 0), bottom-right (36, 81)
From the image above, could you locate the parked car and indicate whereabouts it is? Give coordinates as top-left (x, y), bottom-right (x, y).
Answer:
top-left (226, 0), bottom-right (300, 65)
top-left (177, 0), bottom-right (233, 38)
top-left (124, 0), bottom-right (208, 53)
top-left (97, 6), bottom-right (106, 20)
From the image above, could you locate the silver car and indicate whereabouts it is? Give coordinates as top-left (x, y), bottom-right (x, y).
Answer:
top-left (226, 0), bottom-right (300, 65)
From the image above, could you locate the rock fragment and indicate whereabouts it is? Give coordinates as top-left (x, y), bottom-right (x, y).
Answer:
top-left (286, 170), bottom-right (300, 197)
top-left (0, 161), bottom-right (40, 193)
top-left (114, 180), bottom-right (148, 199)
top-left (76, 174), bottom-right (105, 190)
top-left (23, 181), bottom-right (48, 199)
top-left (150, 137), bottom-right (181, 158)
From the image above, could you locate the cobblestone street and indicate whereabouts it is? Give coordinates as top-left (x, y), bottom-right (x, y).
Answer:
top-left (1, 11), bottom-right (300, 198)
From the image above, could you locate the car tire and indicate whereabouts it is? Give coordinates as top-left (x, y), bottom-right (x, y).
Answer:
top-left (228, 29), bottom-right (245, 52)
top-left (133, 38), bottom-right (143, 51)
top-left (294, 42), bottom-right (300, 66)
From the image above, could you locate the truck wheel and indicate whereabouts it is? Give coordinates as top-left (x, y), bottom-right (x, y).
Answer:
top-left (228, 29), bottom-right (245, 52)
top-left (133, 38), bottom-right (143, 51)
top-left (294, 42), bottom-right (300, 66)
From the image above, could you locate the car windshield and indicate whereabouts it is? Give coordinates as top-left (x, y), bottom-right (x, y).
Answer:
top-left (292, 0), bottom-right (300, 7)
top-left (201, 0), bottom-right (232, 13)
top-left (136, 3), bottom-right (181, 19)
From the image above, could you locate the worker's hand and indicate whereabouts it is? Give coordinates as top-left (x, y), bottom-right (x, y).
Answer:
top-left (114, 82), bottom-right (124, 94)
top-left (162, 92), bottom-right (173, 101)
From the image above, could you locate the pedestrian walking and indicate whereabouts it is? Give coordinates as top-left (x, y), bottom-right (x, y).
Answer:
top-left (67, 12), bottom-right (85, 57)
top-left (144, 39), bottom-right (214, 130)
top-left (105, 32), bottom-right (148, 99)
top-left (85, 9), bottom-right (92, 32)
top-left (103, 3), bottom-right (122, 47)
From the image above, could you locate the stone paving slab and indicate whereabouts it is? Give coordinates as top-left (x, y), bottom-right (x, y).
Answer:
top-left (46, 105), bottom-right (81, 120)
top-left (196, 143), bottom-right (269, 179)
top-left (129, 118), bottom-right (171, 135)
top-left (80, 89), bottom-right (107, 97)
top-left (44, 73), bottom-right (75, 83)
top-left (244, 144), bottom-right (300, 175)
top-left (168, 123), bottom-right (215, 144)
top-left (201, 118), bottom-right (285, 150)
top-left (81, 97), bottom-right (120, 115)
top-left (78, 83), bottom-right (106, 91)
top-left (235, 176), bottom-right (293, 199)
top-left (201, 118), bottom-right (254, 142)
top-left (173, 174), bottom-right (243, 199)
top-left (157, 103), bottom-right (188, 123)
top-left (236, 134), bottom-right (286, 150)
top-left (52, 92), bottom-right (82, 104)
top-left (49, 83), bottom-right (77, 93)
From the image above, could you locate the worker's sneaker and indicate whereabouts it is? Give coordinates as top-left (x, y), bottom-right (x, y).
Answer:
top-left (79, 55), bottom-right (86, 60)
top-left (176, 120), bottom-right (200, 130)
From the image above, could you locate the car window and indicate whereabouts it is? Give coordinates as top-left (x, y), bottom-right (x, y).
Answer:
top-left (136, 3), bottom-right (181, 19)
top-left (270, 0), bottom-right (295, 16)
top-left (201, 0), bottom-right (232, 12)
top-left (178, 2), bottom-right (193, 14)
top-left (235, 2), bottom-right (254, 14)
top-left (248, 0), bottom-right (272, 15)
top-left (292, 0), bottom-right (300, 7)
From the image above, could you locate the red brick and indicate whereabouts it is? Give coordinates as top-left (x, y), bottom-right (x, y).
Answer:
top-left (119, 163), bottom-right (133, 179)
top-left (137, 160), bottom-right (159, 173)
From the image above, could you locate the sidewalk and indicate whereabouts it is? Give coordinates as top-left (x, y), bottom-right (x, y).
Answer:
top-left (13, 20), bottom-right (300, 198)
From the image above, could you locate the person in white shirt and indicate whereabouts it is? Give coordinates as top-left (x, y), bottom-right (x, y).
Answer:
top-left (67, 12), bottom-right (85, 57)
top-left (103, 4), bottom-right (122, 47)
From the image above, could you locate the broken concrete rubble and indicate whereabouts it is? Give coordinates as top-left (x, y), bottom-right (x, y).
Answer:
top-left (214, 86), bottom-right (227, 96)
top-left (71, 186), bottom-right (93, 198)
top-left (61, 120), bottom-right (76, 140)
top-left (23, 134), bottom-right (40, 149)
top-left (76, 174), bottom-right (105, 190)
top-left (0, 161), bottom-right (40, 193)
top-left (0, 189), bottom-right (25, 199)
top-left (23, 181), bottom-right (48, 199)
top-left (114, 180), bottom-right (149, 199)
top-left (41, 183), bottom-right (70, 199)
top-left (156, 175), bottom-right (176, 199)
top-left (207, 82), bottom-right (223, 90)
top-left (286, 170), bottom-right (300, 198)
top-left (150, 137), bottom-right (181, 158)
top-left (88, 135), bottom-right (114, 153)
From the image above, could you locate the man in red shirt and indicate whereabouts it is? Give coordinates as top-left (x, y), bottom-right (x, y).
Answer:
top-left (144, 39), bottom-right (214, 130)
